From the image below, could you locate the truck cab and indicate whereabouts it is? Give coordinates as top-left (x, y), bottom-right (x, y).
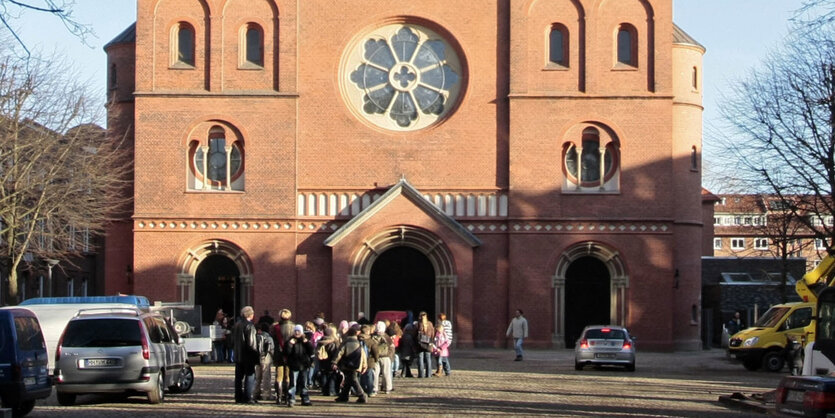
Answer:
top-left (728, 301), bottom-right (815, 372)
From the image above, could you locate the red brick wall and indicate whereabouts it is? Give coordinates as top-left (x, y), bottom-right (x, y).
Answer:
top-left (110, 0), bottom-right (703, 351)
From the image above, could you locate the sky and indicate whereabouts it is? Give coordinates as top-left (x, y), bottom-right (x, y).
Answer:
top-left (5, 0), bottom-right (815, 187)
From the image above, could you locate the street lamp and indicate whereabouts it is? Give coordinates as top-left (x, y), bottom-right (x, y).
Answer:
top-left (45, 259), bottom-right (58, 298)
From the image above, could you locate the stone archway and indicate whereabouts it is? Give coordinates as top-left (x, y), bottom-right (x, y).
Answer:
top-left (175, 239), bottom-right (254, 318)
top-left (348, 226), bottom-right (457, 323)
top-left (552, 241), bottom-right (629, 348)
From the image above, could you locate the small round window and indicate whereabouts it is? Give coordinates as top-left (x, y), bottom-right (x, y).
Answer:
top-left (342, 24), bottom-right (463, 131)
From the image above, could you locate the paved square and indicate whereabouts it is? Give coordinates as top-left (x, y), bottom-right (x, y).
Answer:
top-left (31, 348), bottom-right (781, 417)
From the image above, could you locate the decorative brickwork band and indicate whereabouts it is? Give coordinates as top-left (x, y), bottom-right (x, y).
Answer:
top-left (298, 190), bottom-right (508, 218)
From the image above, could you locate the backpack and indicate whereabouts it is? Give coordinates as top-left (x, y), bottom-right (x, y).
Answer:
top-left (339, 347), bottom-right (362, 370)
top-left (316, 343), bottom-right (329, 361)
top-left (375, 335), bottom-right (390, 357)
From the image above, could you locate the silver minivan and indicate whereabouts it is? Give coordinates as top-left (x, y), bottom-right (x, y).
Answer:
top-left (54, 308), bottom-right (193, 405)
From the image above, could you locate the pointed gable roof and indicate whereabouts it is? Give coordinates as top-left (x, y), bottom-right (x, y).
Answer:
top-left (324, 178), bottom-right (482, 248)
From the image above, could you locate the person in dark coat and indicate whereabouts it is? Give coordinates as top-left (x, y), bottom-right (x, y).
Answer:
top-left (284, 324), bottom-right (314, 407)
top-left (398, 323), bottom-right (417, 377)
top-left (233, 306), bottom-right (259, 404)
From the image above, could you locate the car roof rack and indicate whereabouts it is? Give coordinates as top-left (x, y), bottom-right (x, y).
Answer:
top-left (74, 307), bottom-right (143, 317)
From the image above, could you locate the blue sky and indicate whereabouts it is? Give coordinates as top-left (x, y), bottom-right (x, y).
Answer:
top-left (6, 0), bottom-right (813, 185)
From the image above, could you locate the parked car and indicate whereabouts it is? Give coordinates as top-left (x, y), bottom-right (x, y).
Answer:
top-left (776, 375), bottom-right (835, 417)
top-left (0, 307), bottom-right (52, 417)
top-left (374, 310), bottom-right (408, 325)
top-left (574, 325), bottom-right (636, 371)
top-left (54, 308), bottom-right (194, 405)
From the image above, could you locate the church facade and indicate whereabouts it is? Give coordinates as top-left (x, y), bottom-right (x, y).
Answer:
top-left (104, 0), bottom-right (705, 350)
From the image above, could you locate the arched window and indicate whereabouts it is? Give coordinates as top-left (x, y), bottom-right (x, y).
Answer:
top-left (188, 126), bottom-right (245, 191)
top-left (172, 22), bottom-right (195, 67)
top-left (692, 66), bottom-right (698, 90)
top-left (563, 128), bottom-right (619, 191)
top-left (109, 64), bottom-right (117, 90)
top-left (691, 146), bottom-right (699, 171)
top-left (616, 24), bottom-right (637, 66)
top-left (242, 23), bottom-right (264, 67)
top-left (548, 24), bottom-right (569, 67)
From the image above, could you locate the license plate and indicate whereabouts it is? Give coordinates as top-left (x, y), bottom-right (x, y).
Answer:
top-left (595, 353), bottom-right (616, 359)
top-left (786, 390), bottom-right (804, 403)
top-left (23, 377), bottom-right (35, 386)
top-left (84, 358), bottom-right (118, 367)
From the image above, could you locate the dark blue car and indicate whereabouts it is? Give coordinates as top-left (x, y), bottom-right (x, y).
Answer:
top-left (0, 307), bottom-right (52, 417)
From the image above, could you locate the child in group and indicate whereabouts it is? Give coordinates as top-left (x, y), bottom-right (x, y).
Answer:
top-left (432, 324), bottom-right (451, 377)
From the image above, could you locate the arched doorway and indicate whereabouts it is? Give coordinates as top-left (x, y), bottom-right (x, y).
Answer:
top-left (195, 254), bottom-right (241, 324)
top-left (369, 246), bottom-right (435, 321)
top-left (176, 239), bottom-right (254, 325)
top-left (564, 256), bottom-right (611, 348)
top-left (342, 226), bottom-right (458, 326)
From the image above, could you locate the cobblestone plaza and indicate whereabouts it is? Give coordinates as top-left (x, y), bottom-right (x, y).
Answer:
top-left (29, 348), bottom-right (779, 417)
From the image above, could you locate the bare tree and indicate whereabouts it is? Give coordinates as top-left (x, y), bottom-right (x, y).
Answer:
top-left (716, 20), bottom-right (835, 255)
top-left (0, 0), bottom-right (93, 56)
top-left (796, 0), bottom-right (835, 28)
top-left (0, 46), bottom-right (130, 304)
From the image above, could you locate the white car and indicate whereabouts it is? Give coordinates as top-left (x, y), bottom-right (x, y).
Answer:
top-left (574, 325), bottom-right (636, 371)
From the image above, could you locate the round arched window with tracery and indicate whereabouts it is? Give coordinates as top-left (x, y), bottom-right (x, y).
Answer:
top-left (341, 23), bottom-right (464, 131)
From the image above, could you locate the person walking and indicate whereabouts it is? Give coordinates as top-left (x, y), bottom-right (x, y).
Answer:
top-left (233, 306), bottom-right (259, 404)
top-left (506, 309), bottom-right (528, 361)
top-left (284, 324), bottom-right (314, 407)
top-left (416, 311), bottom-right (435, 378)
top-left (332, 327), bottom-right (368, 404)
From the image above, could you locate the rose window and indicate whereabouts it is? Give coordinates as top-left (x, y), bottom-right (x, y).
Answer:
top-left (342, 24), bottom-right (463, 131)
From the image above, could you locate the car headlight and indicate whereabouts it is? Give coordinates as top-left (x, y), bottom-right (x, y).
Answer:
top-left (743, 337), bottom-right (759, 347)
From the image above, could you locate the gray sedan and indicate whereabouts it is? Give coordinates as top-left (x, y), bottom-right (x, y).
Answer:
top-left (574, 325), bottom-right (636, 371)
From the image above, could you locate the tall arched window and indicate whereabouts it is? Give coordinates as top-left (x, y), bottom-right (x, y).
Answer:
top-left (616, 24), bottom-right (637, 66)
top-left (172, 22), bottom-right (195, 67)
top-left (563, 128), bottom-right (619, 191)
top-left (692, 66), bottom-right (698, 90)
top-left (242, 23), bottom-right (264, 67)
top-left (188, 126), bottom-right (245, 191)
top-left (548, 24), bottom-right (569, 67)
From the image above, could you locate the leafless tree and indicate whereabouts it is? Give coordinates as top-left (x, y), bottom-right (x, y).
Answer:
top-left (0, 0), bottom-right (93, 56)
top-left (796, 0), bottom-right (835, 28)
top-left (716, 20), bottom-right (835, 255)
top-left (0, 46), bottom-right (130, 304)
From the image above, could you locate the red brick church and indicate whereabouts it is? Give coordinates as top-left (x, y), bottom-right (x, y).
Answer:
top-left (103, 0), bottom-right (706, 350)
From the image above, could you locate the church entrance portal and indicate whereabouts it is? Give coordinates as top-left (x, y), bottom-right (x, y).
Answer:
top-left (369, 246), bottom-right (436, 321)
top-left (195, 254), bottom-right (242, 324)
top-left (564, 256), bottom-right (611, 348)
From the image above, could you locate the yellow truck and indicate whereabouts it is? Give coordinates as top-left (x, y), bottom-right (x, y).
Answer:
top-left (728, 301), bottom-right (814, 371)
top-left (727, 256), bottom-right (835, 372)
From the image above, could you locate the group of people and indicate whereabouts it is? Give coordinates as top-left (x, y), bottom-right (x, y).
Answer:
top-left (226, 306), bottom-right (455, 406)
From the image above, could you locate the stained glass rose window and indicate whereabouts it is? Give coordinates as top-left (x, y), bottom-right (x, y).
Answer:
top-left (342, 24), bottom-right (463, 131)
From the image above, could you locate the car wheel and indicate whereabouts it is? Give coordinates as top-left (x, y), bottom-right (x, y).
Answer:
top-left (147, 372), bottom-right (164, 404)
top-left (169, 365), bottom-right (194, 393)
top-left (574, 361), bottom-right (583, 370)
top-left (742, 358), bottom-right (760, 371)
top-left (625, 363), bottom-right (635, 372)
top-left (10, 400), bottom-right (35, 417)
top-left (762, 351), bottom-right (785, 372)
top-left (56, 392), bottom-right (76, 406)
